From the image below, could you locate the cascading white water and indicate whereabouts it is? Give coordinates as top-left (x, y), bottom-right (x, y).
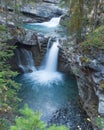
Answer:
top-left (47, 37), bottom-right (52, 50)
top-left (39, 37), bottom-right (52, 70)
top-left (23, 17), bottom-right (62, 84)
top-left (15, 48), bottom-right (36, 72)
top-left (30, 17), bottom-right (61, 28)
top-left (29, 38), bottom-right (62, 85)
top-left (45, 39), bottom-right (59, 72)
top-left (16, 16), bottom-right (90, 129)
top-left (24, 16), bottom-right (67, 37)
top-left (16, 49), bottom-right (25, 72)
top-left (41, 17), bottom-right (61, 27)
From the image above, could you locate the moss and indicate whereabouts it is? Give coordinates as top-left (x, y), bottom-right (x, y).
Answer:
top-left (80, 56), bottom-right (91, 64)
top-left (82, 25), bottom-right (104, 49)
top-left (96, 116), bottom-right (104, 129)
top-left (100, 80), bottom-right (104, 89)
top-left (0, 25), bottom-right (6, 32)
top-left (72, 67), bottom-right (80, 75)
top-left (101, 84), bottom-right (104, 89)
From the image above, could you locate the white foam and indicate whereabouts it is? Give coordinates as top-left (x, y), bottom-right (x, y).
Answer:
top-left (29, 70), bottom-right (63, 86)
top-left (30, 17), bottom-right (61, 28)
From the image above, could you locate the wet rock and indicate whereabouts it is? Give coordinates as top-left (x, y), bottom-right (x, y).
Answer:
top-left (43, 0), bottom-right (60, 4)
top-left (48, 102), bottom-right (93, 130)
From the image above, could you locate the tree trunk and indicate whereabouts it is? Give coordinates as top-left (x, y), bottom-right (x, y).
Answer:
top-left (93, 0), bottom-right (98, 29)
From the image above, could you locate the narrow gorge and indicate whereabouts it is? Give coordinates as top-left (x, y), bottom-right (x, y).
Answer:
top-left (0, 0), bottom-right (104, 130)
top-left (10, 16), bottom-right (93, 130)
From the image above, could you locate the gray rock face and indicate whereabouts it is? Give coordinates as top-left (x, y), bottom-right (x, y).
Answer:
top-left (17, 30), bottom-right (38, 45)
top-left (60, 39), bottom-right (104, 129)
top-left (0, 1), bottom-right (64, 25)
top-left (9, 27), bottom-right (49, 47)
top-left (22, 2), bottom-right (64, 21)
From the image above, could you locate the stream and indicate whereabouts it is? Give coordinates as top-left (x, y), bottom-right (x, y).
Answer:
top-left (15, 17), bottom-right (93, 130)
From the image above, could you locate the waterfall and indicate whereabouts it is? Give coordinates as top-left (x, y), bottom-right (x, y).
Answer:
top-left (41, 17), bottom-right (61, 27)
top-left (45, 38), bottom-right (59, 72)
top-left (28, 38), bottom-right (62, 85)
top-left (30, 17), bottom-right (61, 28)
top-left (47, 37), bottom-right (53, 50)
top-left (15, 48), bottom-right (36, 72)
top-left (20, 16), bottom-right (62, 83)
top-left (16, 49), bottom-right (25, 72)
top-left (24, 16), bottom-right (65, 37)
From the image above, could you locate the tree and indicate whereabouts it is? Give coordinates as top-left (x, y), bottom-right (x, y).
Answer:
top-left (0, 25), bottom-right (20, 123)
top-left (10, 104), bottom-right (69, 130)
top-left (60, 0), bottom-right (104, 43)
top-left (60, 0), bottom-right (84, 42)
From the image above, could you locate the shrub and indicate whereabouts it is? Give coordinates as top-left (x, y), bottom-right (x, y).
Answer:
top-left (82, 25), bottom-right (104, 49)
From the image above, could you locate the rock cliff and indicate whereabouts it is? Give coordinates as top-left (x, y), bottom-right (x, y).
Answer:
top-left (60, 38), bottom-right (104, 129)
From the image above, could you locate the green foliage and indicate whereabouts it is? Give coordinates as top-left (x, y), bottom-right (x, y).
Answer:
top-left (48, 125), bottom-right (69, 130)
top-left (0, 25), bottom-right (6, 32)
top-left (0, 42), bottom-right (20, 114)
top-left (82, 25), bottom-right (104, 49)
top-left (80, 56), bottom-right (91, 64)
top-left (96, 116), bottom-right (104, 128)
top-left (60, 0), bottom-right (104, 43)
top-left (60, 0), bottom-right (84, 42)
top-left (100, 80), bottom-right (104, 90)
top-left (10, 105), bottom-right (69, 130)
top-left (101, 83), bottom-right (104, 89)
top-left (0, 118), bottom-right (10, 130)
top-left (0, 25), bottom-right (20, 119)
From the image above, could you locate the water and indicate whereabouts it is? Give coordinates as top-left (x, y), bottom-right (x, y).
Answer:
top-left (44, 39), bottom-right (59, 72)
top-left (30, 17), bottom-right (61, 28)
top-left (15, 40), bottom-right (93, 130)
top-left (28, 38), bottom-right (61, 85)
top-left (15, 17), bottom-right (93, 129)
top-left (23, 17), bottom-right (67, 37)
top-left (16, 72), bottom-right (92, 130)
top-left (16, 73), bottom-right (78, 121)
top-left (15, 48), bottom-right (36, 72)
